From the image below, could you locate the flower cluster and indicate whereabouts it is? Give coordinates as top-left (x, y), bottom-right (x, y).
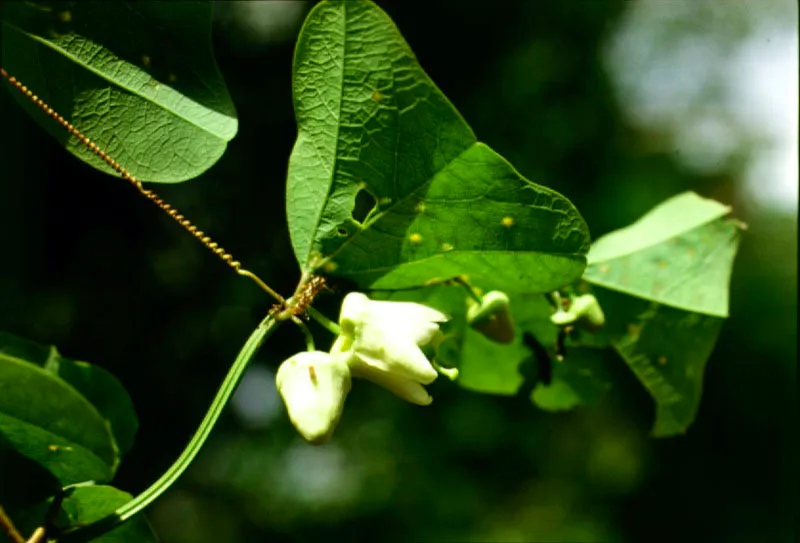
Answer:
top-left (275, 292), bottom-right (451, 444)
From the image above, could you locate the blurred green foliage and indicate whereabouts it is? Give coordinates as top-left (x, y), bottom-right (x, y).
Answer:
top-left (0, 1), bottom-right (795, 542)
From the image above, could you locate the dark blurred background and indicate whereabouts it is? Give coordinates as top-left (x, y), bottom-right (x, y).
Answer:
top-left (0, 1), bottom-right (796, 541)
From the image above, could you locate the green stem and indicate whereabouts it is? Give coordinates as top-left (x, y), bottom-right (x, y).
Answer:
top-left (60, 315), bottom-right (281, 542)
top-left (453, 276), bottom-right (483, 303)
top-left (292, 316), bottom-right (316, 351)
top-left (307, 306), bottom-right (341, 336)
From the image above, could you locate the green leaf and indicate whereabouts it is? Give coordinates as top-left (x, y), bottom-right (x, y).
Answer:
top-left (17, 485), bottom-right (158, 542)
top-left (0, 332), bottom-right (138, 455)
top-left (584, 191), bottom-right (740, 317)
top-left (1, 0), bottom-right (237, 183)
top-left (0, 333), bottom-right (125, 485)
top-left (458, 293), bottom-right (557, 394)
top-left (531, 348), bottom-right (617, 412)
top-left (60, 486), bottom-right (157, 542)
top-left (593, 289), bottom-right (725, 437)
top-left (287, 0), bottom-right (589, 293)
top-left (577, 193), bottom-right (744, 435)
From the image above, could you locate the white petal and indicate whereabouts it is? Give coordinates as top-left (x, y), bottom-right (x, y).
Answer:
top-left (366, 300), bottom-right (447, 324)
top-left (275, 351), bottom-right (351, 444)
top-left (353, 344), bottom-right (438, 384)
top-left (339, 292), bottom-right (371, 335)
top-left (341, 293), bottom-right (448, 346)
top-left (349, 358), bottom-right (433, 406)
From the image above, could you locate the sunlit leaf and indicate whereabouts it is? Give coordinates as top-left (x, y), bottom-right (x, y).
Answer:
top-left (1, 0), bottom-right (237, 182)
top-left (287, 0), bottom-right (589, 293)
top-left (577, 194), bottom-right (744, 436)
top-left (584, 191), bottom-right (739, 317)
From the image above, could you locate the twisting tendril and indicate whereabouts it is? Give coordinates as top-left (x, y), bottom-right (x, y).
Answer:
top-left (0, 66), bottom-right (283, 304)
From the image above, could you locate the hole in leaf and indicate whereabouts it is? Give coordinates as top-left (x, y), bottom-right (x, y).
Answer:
top-left (352, 188), bottom-right (378, 224)
top-left (336, 227), bottom-right (348, 237)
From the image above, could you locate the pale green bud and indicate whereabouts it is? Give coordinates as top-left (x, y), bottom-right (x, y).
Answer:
top-left (467, 290), bottom-right (515, 344)
top-left (569, 294), bottom-right (605, 327)
top-left (276, 351), bottom-right (351, 445)
top-left (549, 294), bottom-right (605, 328)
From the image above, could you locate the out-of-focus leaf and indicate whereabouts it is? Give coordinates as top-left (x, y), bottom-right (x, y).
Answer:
top-left (287, 0), bottom-right (589, 293)
top-left (584, 191), bottom-right (739, 317)
top-left (0, 331), bottom-right (138, 455)
top-left (1, 0), bottom-right (237, 182)
top-left (25, 485), bottom-right (158, 542)
top-left (531, 348), bottom-right (617, 412)
top-left (0, 344), bottom-right (116, 485)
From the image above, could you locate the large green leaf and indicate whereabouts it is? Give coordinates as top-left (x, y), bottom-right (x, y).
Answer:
top-left (0, 332), bottom-right (138, 455)
top-left (584, 191), bottom-right (739, 317)
top-left (287, 0), bottom-right (590, 293)
top-left (577, 193), bottom-right (744, 436)
top-left (0, 333), bottom-right (127, 485)
top-left (1, 0), bottom-right (237, 182)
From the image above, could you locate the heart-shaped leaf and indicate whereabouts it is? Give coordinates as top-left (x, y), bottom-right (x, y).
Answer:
top-left (0, 332), bottom-right (133, 485)
top-left (1, 0), bottom-right (237, 182)
top-left (287, 0), bottom-right (589, 293)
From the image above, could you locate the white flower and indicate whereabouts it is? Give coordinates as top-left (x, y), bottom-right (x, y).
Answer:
top-left (550, 294), bottom-right (605, 328)
top-left (275, 350), bottom-right (351, 444)
top-left (333, 292), bottom-right (448, 406)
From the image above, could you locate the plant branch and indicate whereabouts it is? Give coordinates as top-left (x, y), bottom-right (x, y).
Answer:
top-left (307, 306), bottom-right (341, 336)
top-left (0, 506), bottom-right (25, 543)
top-left (58, 315), bottom-right (282, 542)
top-left (292, 316), bottom-right (316, 351)
top-left (24, 527), bottom-right (45, 543)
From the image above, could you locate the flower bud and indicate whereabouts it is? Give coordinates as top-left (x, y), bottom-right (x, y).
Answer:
top-left (276, 351), bottom-right (351, 444)
top-left (549, 294), bottom-right (605, 328)
top-left (467, 291), bottom-right (515, 343)
top-left (569, 294), bottom-right (605, 327)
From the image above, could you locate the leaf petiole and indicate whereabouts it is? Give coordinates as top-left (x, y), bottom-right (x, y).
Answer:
top-left (306, 306), bottom-right (341, 336)
top-left (292, 316), bottom-right (317, 351)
